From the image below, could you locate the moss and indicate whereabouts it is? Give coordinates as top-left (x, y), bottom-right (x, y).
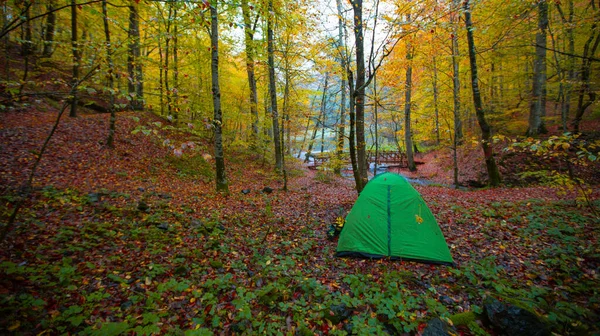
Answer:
top-left (449, 311), bottom-right (478, 326)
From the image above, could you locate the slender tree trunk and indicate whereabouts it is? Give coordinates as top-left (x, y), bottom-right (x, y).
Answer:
top-left (21, 1), bottom-right (31, 56)
top-left (210, 1), bottom-right (228, 192)
top-left (70, 0), bottom-right (80, 118)
top-left (42, 1), bottom-right (56, 57)
top-left (562, 0), bottom-right (575, 132)
top-left (335, 0), bottom-right (347, 175)
top-left (173, 7), bottom-right (179, 122)
top-left (165, 5), bottom-right (172, 116)
top-left (527, 0), bottom-right (548, 136)
top-left (128, 1), bottom-right (143, 110)
top-left (102, 0), bottom-right (116, 148)
top-left (2, 3), bottom-right (10, 81)
top-left (373, 73), bottom-right (379, 176)
top-left (432, 56), bottom-right (440, 146)
top-left (158, 33), bottom-right (165, 116)
top-left (241, 0), bottom-right (259, 145)
top-left (404, 41), bottom-right (417, 172)
top-left (297, 86), bottom-right (320, 158)
top-left (464, 0), bottom-right (501, 186)
top-left (306, 74), bottom-right (329, 161)
top-left (452, 0), bottom-right (463, 144)
top-left (347, 69), bottom-right (360, 188)
top-left (573, 26), bottom-right (599, 133)
top-left (283, 59), bottom-right (291, 155)
top-left (267, 0), bottom-right (282, 171)
top-left (351, 0), bottom-right (368, 192)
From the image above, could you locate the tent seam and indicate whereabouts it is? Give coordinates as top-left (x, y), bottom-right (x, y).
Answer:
top-left (387, 185), bottom-right (391, 257)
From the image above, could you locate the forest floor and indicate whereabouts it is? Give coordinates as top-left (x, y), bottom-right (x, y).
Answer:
top-left (1, 109), bottom-right (599, 335)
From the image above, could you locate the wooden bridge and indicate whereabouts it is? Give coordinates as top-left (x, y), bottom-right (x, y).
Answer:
top-left (307, 151), bottom-right (421, 170)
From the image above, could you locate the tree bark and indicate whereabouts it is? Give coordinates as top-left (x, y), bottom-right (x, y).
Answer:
top-left (464, 0), bottom-right (501, 186)
top-left (404, 41), bottom-right (416, 172)
top-left (128, 1), bottom-right (143, 110)
top-left (210, 1), bottom-right (228, 192)
top-left (452, 0), bottom-right (463, 144)
top-left (347, 69), bottom-right (360, 188)
top-left (21, 1), bottom-right (32, 56)
top-left (350, 0), bottom-right (368, 192)
top-left (267, 0), bottom-right (282, 172)
top-left (70, 0), bottom-right (80, 118)
top-left (556, 0), bottom-right (575, 132)
top-left (172, 6), bottom-right (179, 122)
top-left (335, 0), bottom-right (347, 175)
top-left (164, 4), bottom-right (172, 116)
top-left (432, 56), bottom-right (440, 146)
top-left (527, 0), bottom-right (548, 136)
top-left (42, 1), bottom-right (56, 57)
top-left (573, 25), bottom-right (599, 133)
top-left (102, 0), bottom-right (116, 148)
top-left (241, 0), bottom-right (259, 145)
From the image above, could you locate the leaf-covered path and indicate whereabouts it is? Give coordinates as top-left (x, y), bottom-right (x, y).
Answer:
top-left (1, 110), bottom-right (599, 335)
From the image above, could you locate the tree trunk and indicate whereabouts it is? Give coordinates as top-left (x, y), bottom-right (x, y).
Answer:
top-left (157, 28), bottom-right (164, 116)
top-left (210, 1), bottom-right (228, 192)
top-left (335, 0), bottom-right (347, 175)
top-left (102, 0), bottom-right (116, 148)
top-left (351, 0), bottom-right (368, 192)
top-left (404, 41), bottom-right (416, 172)
top-left (572, 25), bottom-right (599, 133)
top-left (267, 0), bottom-right (282, 172)
top-left (527, 0), bottom-right (548, 136)
top-left (306, 74), bottom-right (329, 162)
top-left (173, 6), bottom-right (179, 123)
top-left (70, 0), bottom-right (80, 118)
top-left (128, 1), bottom-right (143, 110)
top-left (556, 0), bottom-right (575, 132)
top-left (297, 85), bottom-right (320, 158)
top-left (21, 1), bottom-right (32, 56)
top-left (373, 73), bottom-right (379, 176)
top-left (464, 0), bottom-right (501, 186)
top-left (164, 5), bottom-right (172, 116)
top-left (241, 0), bottom-right (259, 145)
top-left (347, 69), bottom-right (360, 189)
top-left (432, 56), bottom-right (440, 146)
top-left (42, 1), bottom-right (56, 57)
top-left (452, 0), bottom-right (463, 144)
top-left (283, 58), bottom-right (291, 155)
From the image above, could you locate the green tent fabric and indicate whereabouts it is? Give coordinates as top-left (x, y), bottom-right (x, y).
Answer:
top-left (336, 172), bottom-right (454, 266)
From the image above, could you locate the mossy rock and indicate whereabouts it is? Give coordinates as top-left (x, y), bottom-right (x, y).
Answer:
top-left (450, 311), bottom-right (478, 326)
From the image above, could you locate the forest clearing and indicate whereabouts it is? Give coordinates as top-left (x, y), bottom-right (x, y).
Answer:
top-left (1, 0), bottom-right (600, 335)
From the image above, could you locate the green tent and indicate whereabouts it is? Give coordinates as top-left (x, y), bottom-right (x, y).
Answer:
top-left (336, 172), bottom-right (454, 266)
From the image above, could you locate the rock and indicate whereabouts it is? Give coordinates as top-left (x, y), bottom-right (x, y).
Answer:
top-left (323, 304), bottom-right (352, 324)
top-left (422, 318), bottom-right (458, 336)
top-left (157, 223), bottom-right (169, 231)
top-left (439, 295), bottom-right (455, 305)
top-left (241, 189), bottom-right (251, 194)
top-left (262, 186), bottom-right (273, 194)
top-left (87, 193), bottom-right (101, 203)
top-left (132, 284), bottom-right (146, 293)
top-left (342, 323), bottom-right (354, 335)
top-left (484, 297), bottom-right (550, 336)
top-left (120, 300), bottom-right (134, 311)
top-left (137, 201), bottom-right (149, 212)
